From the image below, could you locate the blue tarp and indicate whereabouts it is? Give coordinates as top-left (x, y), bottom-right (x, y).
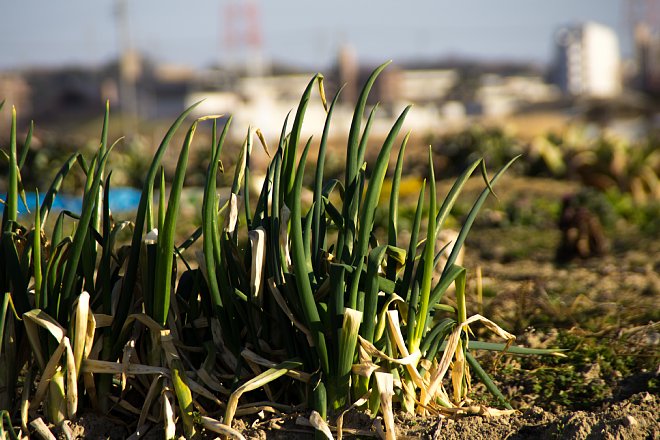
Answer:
top-left (7, 187), bottom-right (142, 216)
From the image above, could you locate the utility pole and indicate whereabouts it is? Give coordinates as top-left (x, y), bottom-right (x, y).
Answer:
top-left (116, 0), bottom-right (139, 136)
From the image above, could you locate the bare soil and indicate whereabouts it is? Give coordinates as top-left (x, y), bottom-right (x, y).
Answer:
top-left (391, 392), bottom-right (660, 440)
top-left (56, 392), bottom-right (660, 440)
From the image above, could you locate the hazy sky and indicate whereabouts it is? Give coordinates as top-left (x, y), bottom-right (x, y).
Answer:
top-left (0, 0), bottom-right (628, 71)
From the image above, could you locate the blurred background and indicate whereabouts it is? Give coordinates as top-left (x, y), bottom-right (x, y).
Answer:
top-left (1, 0), bottom-right (659, 209)
top-left (1, 0), bottom-right (658, 136)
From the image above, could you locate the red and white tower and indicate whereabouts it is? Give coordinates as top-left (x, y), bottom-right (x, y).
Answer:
top-left (223, 0), bottom-right (265, 76)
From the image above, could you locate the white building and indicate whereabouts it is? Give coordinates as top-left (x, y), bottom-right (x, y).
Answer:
top-left (554, 22), bottom-right (622, 98)
top-left (476, 73), bottom-right (560, 117)
top-left (186, 73), bottom-right (331, 141)
top-left (394, 69), bottom-right (458, 103)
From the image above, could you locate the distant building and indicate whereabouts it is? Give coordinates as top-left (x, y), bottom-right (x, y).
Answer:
top-left (0, 73), bottom-right (31, 121)
top-left (634, 23), bottom-right (660, 96)
top-left (392, 69), bottom-right (458, 104)
top-left (553, 22), bottom-right (622, 98)
top-left (337, 44), bottom-right (359, 105)
top-left (23, 67), bottom-right (106, 123)
top-left (476, 73), bottom-right (560, 117)
top-left (186, 73), bottom-right (329, 140)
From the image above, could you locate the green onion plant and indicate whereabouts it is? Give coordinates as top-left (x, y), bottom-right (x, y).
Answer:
top-left (0, 64), bottom-right (565, 439)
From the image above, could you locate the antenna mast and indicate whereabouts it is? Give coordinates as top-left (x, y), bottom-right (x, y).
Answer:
top-left (223, 0), bottom-right (265, 76)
